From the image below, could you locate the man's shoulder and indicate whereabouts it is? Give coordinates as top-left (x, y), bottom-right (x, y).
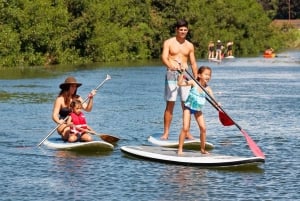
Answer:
top-left (185, 40), bottom-right (194, 46)
top-left (164, 37), bottom-right (176, 43)
top-left (185, 40), bottom-right (195, 51)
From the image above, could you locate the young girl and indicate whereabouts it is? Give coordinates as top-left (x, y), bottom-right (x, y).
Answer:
top-left (66, 99), bottom-right (93, 142)
top-left (177, 66), bottom-right (217, 155)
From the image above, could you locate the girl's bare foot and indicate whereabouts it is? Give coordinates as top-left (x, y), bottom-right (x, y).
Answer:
top-left (185, 133), bottom-right (195, 140)
top-left (160, 134), bottom-right (168, 140)
top-left (178, 150), bottom-right (183, 156)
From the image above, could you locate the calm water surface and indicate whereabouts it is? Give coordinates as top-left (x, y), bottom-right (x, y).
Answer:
top-left (0, 51), bottom-right (299, 201)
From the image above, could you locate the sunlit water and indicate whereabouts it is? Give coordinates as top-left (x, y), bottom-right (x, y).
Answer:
top-left (0, 51), bottom-right (299, 200)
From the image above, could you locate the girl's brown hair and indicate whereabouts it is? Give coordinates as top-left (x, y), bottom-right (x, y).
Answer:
top-left (197, 66), bottom-right (212, 81)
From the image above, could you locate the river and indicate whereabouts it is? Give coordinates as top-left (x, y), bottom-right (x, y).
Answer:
top-left (0, 50), bottom-right (299, 200)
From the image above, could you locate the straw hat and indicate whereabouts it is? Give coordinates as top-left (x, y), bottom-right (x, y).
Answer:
top-left (59, 76), bottom-right (82, 89)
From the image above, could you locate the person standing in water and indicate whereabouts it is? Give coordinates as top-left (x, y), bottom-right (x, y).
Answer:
top-left (226, 41), bottom-right (234, 57)
top-left (215, 40), bottom-right (223, 60)
top-left (208, 41), bottom-right (215, 59)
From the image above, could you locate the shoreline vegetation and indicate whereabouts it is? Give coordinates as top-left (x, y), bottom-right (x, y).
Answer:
top-left (0, 0), bottom-right (299, 68)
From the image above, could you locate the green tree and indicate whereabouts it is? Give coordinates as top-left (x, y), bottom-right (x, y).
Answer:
top-left (0, 0), bottom-right (297, 67)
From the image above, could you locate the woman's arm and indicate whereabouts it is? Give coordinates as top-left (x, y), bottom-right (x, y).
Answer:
top-left (80, 89), bottom-right (97, 112)
top-left (52, 97), bottom-right (63, 124)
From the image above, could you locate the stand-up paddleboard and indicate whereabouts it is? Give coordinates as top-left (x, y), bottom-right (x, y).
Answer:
top-left (209, 58), bottom-right (222, 63)
top-left (225, 56), bottom-right (235, 59)
top-left (121, 145), bottom-right (265, 167)
top-left (148, 133), bottom-right (214, 150)
top-left (43, 137), bottom-right (114, 152)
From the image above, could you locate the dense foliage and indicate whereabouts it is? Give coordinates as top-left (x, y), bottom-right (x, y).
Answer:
top-left (258, 0), bottom-right (300, 19)
top-left (0, 0), bottom-right (298, 67)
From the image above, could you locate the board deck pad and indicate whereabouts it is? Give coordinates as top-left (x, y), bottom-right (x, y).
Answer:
top-left (148, 133), bottom-right (214, 150)
top-left (43, 137), bottom-right (114, 152)
top-left (121, 145), bottom-right (265, 167)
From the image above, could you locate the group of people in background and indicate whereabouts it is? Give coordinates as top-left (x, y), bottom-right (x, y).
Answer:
top-left (208, 40), bottom-right (234, 60)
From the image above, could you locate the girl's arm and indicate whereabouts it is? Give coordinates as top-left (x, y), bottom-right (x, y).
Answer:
top-left (206, 87), bottom-right (221, 106)
top-left (177, 72), bottom-right (193, 86)
top-left (66, 115), bottom-right (72, 126)
top-left (86, 125), bottom-right (95, 133)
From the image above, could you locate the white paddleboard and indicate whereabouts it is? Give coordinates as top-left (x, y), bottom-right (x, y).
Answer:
top-left (225, 56), bottom-right (235, 59)
top-left (148, 133), bottom-right (214, 150)
top-left (121, 145), bottom-right (265, 167)
top-left (43, 137), bottom-right (114, 152)
top-left (209, 58), bottom-right (222, 63)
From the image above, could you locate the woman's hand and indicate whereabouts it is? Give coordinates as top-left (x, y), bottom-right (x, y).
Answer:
top-left (88, 89), bottom-right (97, 99)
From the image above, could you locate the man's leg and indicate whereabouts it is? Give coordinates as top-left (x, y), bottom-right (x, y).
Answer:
top-left (161, 101), bottom-right (175, 139)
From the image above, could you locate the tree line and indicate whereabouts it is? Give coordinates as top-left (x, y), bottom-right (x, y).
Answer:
top-left (0, 0), bottom-right (298, 67)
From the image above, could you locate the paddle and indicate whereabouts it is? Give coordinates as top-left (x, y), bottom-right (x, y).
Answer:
top-left (184, 69), bottom-right (265, 159)
top-left (73, 126), bottom-right (120, 144)
top-left (37, 74), bottom-right (112, 146)
top-left (87, 131), bottom-right (120, 144)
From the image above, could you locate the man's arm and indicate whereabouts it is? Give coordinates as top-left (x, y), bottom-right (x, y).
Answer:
top-left (189, 45), bottom-right (198, 77)
top-left (161, 40), bottom-right (172, 70)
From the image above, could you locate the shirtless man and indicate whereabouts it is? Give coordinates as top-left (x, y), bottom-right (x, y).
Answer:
top-left (161, 19), bottom-right (198, 140)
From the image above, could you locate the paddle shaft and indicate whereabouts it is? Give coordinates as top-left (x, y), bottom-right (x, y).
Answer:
top-left (184, 69), bottom-right (265, 158)
top-left (37, 74), bottom-right (111, 146)
top-left (88, 131), bottom-right (120, 144)
top-left (74, 127), bottom-right (120, 144)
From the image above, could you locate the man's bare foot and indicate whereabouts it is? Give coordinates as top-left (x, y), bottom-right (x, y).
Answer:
top-left (160, 134), bottom-right (168, 140)
top-left (201, 149), bottom-right (209, 154)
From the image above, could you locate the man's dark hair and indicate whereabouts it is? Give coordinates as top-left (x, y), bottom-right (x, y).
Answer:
top-left (176, 19), bottom-right (188, 29)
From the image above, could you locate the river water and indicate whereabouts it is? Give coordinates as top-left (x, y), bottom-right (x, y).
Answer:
top-left (0, 51), bottom-right (299, 200)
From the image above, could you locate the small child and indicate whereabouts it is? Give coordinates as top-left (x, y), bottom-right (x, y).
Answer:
top-left (177, 66), bottom-right (218, 155)
top-left (67, 99), bottom-right (93, 143)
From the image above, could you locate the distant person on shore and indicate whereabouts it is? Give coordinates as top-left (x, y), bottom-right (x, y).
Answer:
top-left (161, 19), bottom-right (198, 140)
top-left (208, 41), bottom-right (215, 59)
top-left (215, 40), bottom-right (223, 60)
top-left (177, 66), bottom-right (219, 155)
top-left (226, 41), bottom-right (234, 57)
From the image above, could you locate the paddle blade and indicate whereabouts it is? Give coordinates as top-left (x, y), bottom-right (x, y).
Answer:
top-left (100, 135), bottom-right (120, 144)
top-left (219, 111), bottom-right (235, 126)
top-left (241, 129), bottom-right (265, 159)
